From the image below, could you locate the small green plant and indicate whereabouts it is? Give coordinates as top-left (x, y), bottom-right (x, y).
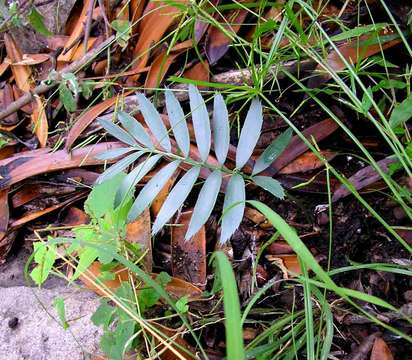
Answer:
top-left (91, 273), bottom-right (172, 360)
top-left (97, 85), bottom-right (289, 243)
top-left (29, 172), bottom-right (139, 286)
top-left (0, 2), bottom-right (51, 35)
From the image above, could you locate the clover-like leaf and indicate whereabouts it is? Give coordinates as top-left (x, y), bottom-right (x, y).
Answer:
top-left (166, 90), bottom-right (190, 157)
top-left (189, 85), bottom-right (211, 162)
top-left (136, 93), bottom-right (171, 151)
top-left (98, 118), bottom-right (139, 147)
top-left (253, 176), bottom-right (284, 199)
top-left (236, 98), bottom-right (263, 169)
top-left (115, 154), bottom-right (162, 207)
top-left (152, 166), bottom-right (200, 235)
top-left (253, 128), bottom-right (292, 175)
top-left (212, 93), bottom-right (230, 165)
top-left (220, 174), bottom-right (245, 244)
top-left (118, 111), bottom-right (154, 149)
top-left (96, 151), bottom-right (144, 184)
top-left (186, 169), bottom-right (222, 240)
top-left (127, 160), bottom-right (181, 222)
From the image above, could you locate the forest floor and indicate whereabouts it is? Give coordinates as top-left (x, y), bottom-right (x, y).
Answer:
top-left (0, 0), bottom-right (411, 359)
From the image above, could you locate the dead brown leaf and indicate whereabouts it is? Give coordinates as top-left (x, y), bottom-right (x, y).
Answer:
top-left (309, 32), bottom-right (401, 87)
top-left (65, 92), bottom-right (132, 150)
top-left (171, 209), bottom-right (207, 289)
top-left (371, 337), bottom-right (393, 360)
top-left (205, 0), bottom-right (252, 64)
top-left (59, 0), bottom-right (93, 62)
top-left (183, 60), bottom-right (210, 83)
top-left (126, 208), bottom-right (152, 272)
top-left (145, 40), bottom-right (192, 90)
top-left (4, 33), bottom-right (32, 92)
top-left (267, 118), bottom-right (339, 175)
top-left (32, 96), bottom-right (48, 148)
top-left (332, 156), bottom-right (396, 202)
top-left (131, 0), bottom-right (187, 80)
top-left (278, 150), bottom-right (337, 174)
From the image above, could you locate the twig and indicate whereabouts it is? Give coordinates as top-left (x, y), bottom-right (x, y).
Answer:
top-left (0, 35), bottom-right (115, 123)
top-left (83, 0), bottom-right (96, 54)
top-left (97, 0), bottom-right (111, 38)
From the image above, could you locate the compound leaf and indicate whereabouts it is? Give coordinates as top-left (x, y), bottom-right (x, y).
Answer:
top-left (114, 154), bottom-right (162, 207)
top-left (136, 93), bottom-right (171, 152)
top-left (166, 90), bottom-right (190, 157)
top-left (186, 169), bottom-right (222, 240)
top-left (152, 166), bottom-right (200, 235)
top-left (253, 176), bottom-right (284, 199)
top-left (118, 111), bottom-right (154, 149)
top-left (236, 98), bottom-right (263, 169)
top-left (253, 128), bottom-right (292, 175)
top-left (95, 147), bottom-right (134, 161)
top-left (212, 93), bottom-right (230, 165)
top-left (220, 174), bottom-right (245, 244)
top-left (189, 85), bottom-right (211, 162)
top-left (98, 118), bottom-right (139, 147)
top-left (96, 151), bottom-right (144, 184)
top-left (128, 160), bottom-right (181, 222)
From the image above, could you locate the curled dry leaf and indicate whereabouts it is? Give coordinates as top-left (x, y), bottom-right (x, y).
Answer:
top-left (1, 84), bottom-right (18, 126)
top-left (71, 37), bottom-right (98, 61)
top-left (0, 62), bottom-right (10, 77)
top-left (4, 33), bottom-right (32, 92)
top-left (0, 189), bottom-right (9, 240)
top-left (79, 261), bottom-right (130, 297)
top-left (194, 0), bottom-right (220, 42)
top-left (62, 207), bottom-right (90, 227)
top-left (4, 33), bottom-right (48, 145)
top-left (10, 192), bottom-right (86, 230)
top-left (11, 183), bottom-right (77, 208)
top-left (0, 141), bottom-right (124, 190)
top-left (9, 53), bottom-right (50, 66)
top-left (267, 241), bottom-right (294, 255)
top-left (130, 0), bottom-right (146, 35)
top-left (278, 150), bottom-right (337, 174)
top-left (171, 209), bottom-right (207, 289)
top-left (183, 60), bottom-right (210, 83)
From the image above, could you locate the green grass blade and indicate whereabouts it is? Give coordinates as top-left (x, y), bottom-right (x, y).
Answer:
top-left (212, 251), bottom-right (245, 360)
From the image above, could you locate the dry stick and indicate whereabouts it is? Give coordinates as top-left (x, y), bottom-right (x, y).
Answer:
top-left (156, 58), bottom-right (315, 105)
top-left (100, 59), bottom-right (315, 113)
top-left (83, 0), bottom-right (96, 54)
top-left (0, 35), bottom-right (115, 123)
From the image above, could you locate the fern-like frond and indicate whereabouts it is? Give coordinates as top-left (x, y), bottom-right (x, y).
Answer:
top-left (96, 87), bottom-right (288, 244)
